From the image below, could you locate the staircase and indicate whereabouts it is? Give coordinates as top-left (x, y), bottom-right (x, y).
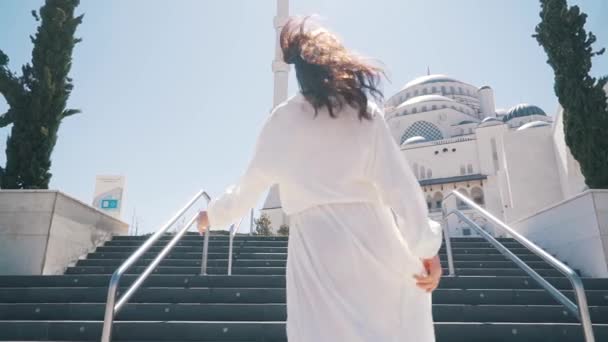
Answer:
top-left (1, 233), bottom-right (607, 341)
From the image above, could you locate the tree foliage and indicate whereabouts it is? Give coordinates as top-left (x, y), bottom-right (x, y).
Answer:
top-left (277, 224), bottom-right (290, 236)
top-left (254, 213), bottom-right (273, 236)
top-left (0, 0), bottom-right (83, 189)
top-left (534, 0), bottom-right (608, 188)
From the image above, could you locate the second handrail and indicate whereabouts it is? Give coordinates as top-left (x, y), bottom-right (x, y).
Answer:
top-left (442, 190), bottom-right (595, 342)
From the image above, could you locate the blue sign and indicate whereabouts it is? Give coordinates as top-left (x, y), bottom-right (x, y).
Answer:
top-left (101, 199), bottom-right (119, 209)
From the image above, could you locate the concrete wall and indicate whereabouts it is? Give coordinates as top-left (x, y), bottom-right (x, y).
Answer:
top-left (501, 126), bottom-right (564, 223)
top-left (0, 190), bottom-right (128, 275)
top-left (511, 190), bottom-right (608, 278)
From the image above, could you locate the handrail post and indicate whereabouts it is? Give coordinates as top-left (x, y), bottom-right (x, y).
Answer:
top-left (100, 273), bottom-right (120, 342)
top-left (228, 217), bottom-right (246, 276)
top-left (228, 224), bottom-right (235, 276)
top-left (201, 229), bottom-right (211, 275)
top-left (441, 204), bottom-right (456, 276)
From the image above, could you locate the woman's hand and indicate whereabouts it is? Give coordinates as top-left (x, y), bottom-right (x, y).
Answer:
top-left (197, 211), bottom-right (210, 235)
top-left (414, 255), bottom-right (442, 293)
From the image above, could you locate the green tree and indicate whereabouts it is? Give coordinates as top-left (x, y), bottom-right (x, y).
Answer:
top-left (534, 0), bottom-right (608, 188)
top-left (0, 0), bottom-right (83, 189)
top-left (254, 213), bottom-right (273, 236)
top-left (277, 224), bottom-right (290, 236)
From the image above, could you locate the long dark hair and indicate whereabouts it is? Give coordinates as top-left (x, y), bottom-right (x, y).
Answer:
top-left (280, 17), bottom-right (385, 120)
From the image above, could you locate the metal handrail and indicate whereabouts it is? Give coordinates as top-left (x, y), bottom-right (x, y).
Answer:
top-left (227, 216), bottom-right (246, 275)
top-left (101, 189), bottom-right (211, 342)
top-left (442, 190), bottom-right (595, 342)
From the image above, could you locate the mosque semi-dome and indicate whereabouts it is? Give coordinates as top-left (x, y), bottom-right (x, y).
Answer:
top-left (401, 136), bottom-right (428, 146)
top-left (517, 120), bottom-right (551, 131)
top-left (397, 94), bottom-right (455, 108)
top-left (503, 104), bottom-right (547, 122)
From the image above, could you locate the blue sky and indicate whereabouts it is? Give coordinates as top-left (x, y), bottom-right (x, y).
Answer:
top-left (0, 0), bottom-right (606, 234)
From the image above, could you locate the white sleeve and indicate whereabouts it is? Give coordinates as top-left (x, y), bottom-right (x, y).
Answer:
top-left (368, 113), bottom-right (442, 259)
top-left (206, 116), bottom-right (276, 228)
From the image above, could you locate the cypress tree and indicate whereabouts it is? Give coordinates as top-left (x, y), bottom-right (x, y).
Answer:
top-left (0, 0), bottom-right (82, 189)
top-left (534, 0), bottom-right (608, 189)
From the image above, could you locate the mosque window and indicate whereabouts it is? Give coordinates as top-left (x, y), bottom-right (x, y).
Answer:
top-left (456, 188), bottom-right (470, 209)
top-left (451, 105), bottom-right (456, 110)
top-left (458, 87), bottom-right (463, 94)
top-left (441, 86), bottom-right (446, 94)
top-left (420, 166), bottom-right (426, 179)
top-left (460, 165), bottom-right (466, 175)
top-left (412, 108), bottom-right (418, 114)
top-left (471, 187), bottom-right (485, 205)
top-left (433, 192), bottom-right (443, 209)
top-left (403, 110), bottom-right (408, 115)
top-left (432, 86), bottom-right (437, 93)
top-left (427, 169), bottom-right (432, 179)
top-left (414, 90), bottom-right (419, 96)
top-left (450, 86), bottom-right (455, 94)
top-left (421, 106), bottom-right (427, 112)
top-left (462, 228), bottom-right (471, 236)
top-left (401, 121), bottom-right (444, 144)
top-left (432, 105), bottom-right (437, 110)
top-left (467, 164), bottom-right (473, 174)
top-left (422, 88), bottom-right (428, 95)
top-left (491, 138), bottom-right (500, 171)
top-left (442, 105), bottom-right (447, 109)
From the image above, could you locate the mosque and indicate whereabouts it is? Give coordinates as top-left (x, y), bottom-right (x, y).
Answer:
top-left (261, 73), bottom-right (589, 238)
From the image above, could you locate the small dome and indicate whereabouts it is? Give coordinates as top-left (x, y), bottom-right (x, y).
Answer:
top-left (401, 136), bottom-right (427, 146)
top-left (517, 120), bottom-right (551, 131)
top-left (479, 116), bottom-right (503, 127)
top-left (458, 120), bottom-right (476, 125)
top-left (504, 104), bottom-right (546, 122)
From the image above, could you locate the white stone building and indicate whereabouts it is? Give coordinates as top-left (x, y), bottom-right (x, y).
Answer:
top-left (262, 73), bottom-right (591, 237)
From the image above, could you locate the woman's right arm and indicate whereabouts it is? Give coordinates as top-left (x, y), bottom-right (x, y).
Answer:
top-left (368, 113), bottom-right (443, 259)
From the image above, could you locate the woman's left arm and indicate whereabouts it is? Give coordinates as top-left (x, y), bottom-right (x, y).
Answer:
top-left (204, 115), bottom-right (277, 228)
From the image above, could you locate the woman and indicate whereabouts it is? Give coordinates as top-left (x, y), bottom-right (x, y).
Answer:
top-left (198, 17), bottom-right (443, 342)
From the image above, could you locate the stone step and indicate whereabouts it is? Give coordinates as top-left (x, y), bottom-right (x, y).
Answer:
top-left (0, 321), bottom-right (606, 342)
top-left (74, 258), bottom-right (555, 269)
top-left (82, 253), bottom-right (546, 263)
top-left (2, 287), bottom-right (607, 306)
top-left (87, 248), bottom-right (538, 260)
top-left (63, 266), bottom-right (568, 277)
top-left (93, 243), bottom-right (529, 254)
top-left (1, 303), bottom-right (607, 323)
top-left (3, 274), bottom-right (607, 290)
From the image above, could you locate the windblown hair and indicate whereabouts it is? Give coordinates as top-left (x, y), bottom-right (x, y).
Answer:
top-left (280, 17), bottom-right (385, 120)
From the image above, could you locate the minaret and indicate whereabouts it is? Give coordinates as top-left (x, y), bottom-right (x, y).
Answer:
top-left (262, 0), bottom-right (289, 231)
top-left (272, 0), bottom-right (290, 107)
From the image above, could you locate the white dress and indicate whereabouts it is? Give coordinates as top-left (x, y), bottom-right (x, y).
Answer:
top-left (207, 93), bottom-right (443, 342)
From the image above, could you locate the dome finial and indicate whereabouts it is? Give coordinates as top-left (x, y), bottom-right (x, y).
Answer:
top-left (426, 66), bottom-right (431, 76)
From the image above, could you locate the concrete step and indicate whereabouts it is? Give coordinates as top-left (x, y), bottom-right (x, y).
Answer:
top-left (82, 252), bottom-right (546, 263)
top-left (1, 303), bottom-right (607, 323)
top-left (3, 274), bottom-right (608, 290)
top-left (93, 243), bottom-right (529, 254)
top-left (2, 287), bottom-right (607, 306)
top-left (0, 321), bottom-right (606, 341)
top-left (73, 258), bottom-right (555, 269)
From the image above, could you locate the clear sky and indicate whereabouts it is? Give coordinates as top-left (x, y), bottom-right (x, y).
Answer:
top-left (0, 0), bottom-right (606, 234)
